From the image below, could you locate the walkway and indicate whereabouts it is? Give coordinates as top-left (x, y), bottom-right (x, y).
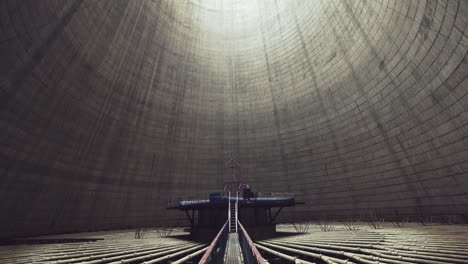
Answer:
top-left (224, 233), bottom-right (243, 264)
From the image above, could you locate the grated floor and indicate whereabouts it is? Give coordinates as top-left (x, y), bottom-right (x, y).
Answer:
top-left (224, 233), bottom-right (243, 264)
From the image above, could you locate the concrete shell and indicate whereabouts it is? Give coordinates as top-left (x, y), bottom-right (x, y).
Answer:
top-left (1, 0), bottom-right (468, 237)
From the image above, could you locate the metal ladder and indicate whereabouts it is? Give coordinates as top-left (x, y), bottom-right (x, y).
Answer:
top-left (228, 192), bottom-right (238, 233)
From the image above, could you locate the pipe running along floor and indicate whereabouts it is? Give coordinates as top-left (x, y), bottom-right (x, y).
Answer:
top-left (0, 229), bottom-right (207, 264)
top-left (1, 224), bottom-right (468, 264)
top-left (258, 223), bottom-right (468, 264)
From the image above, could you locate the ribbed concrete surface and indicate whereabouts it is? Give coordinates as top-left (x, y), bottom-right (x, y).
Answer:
top-left (1, 0), bottom-right (468, 238)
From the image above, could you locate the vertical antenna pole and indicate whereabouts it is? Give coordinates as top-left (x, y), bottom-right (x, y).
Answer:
top-left (226, 153), bottom-right (240, 182)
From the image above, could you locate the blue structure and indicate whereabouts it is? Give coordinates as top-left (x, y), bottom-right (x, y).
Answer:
top-left (177, 196), bottom-right (296, 208)
top-left (167, 182), bottom-right (300, 240)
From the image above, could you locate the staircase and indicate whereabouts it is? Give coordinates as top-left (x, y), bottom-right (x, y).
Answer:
top-left (228, 192), bottom-right (238, 233)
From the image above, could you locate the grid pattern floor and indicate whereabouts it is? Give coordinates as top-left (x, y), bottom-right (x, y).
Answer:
top-left (224, 233), bottom-right (243, 264)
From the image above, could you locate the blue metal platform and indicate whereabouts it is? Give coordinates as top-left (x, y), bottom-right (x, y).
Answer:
top-left (174, 196), bottom-right (296, 209)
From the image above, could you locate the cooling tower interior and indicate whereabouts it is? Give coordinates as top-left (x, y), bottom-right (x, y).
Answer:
top-left (1, 0), bottom-right (468, 241)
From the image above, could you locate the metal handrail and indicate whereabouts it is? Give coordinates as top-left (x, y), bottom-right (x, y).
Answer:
top-left (228, 192), bottom-right (231, 231)
top-left (167, 191), bottom-right (296, 208)
top-left (238, 221), bottom-right (266, 264)
top-left (235, 192), bottom-right (238, 233)
top-left (198, 220), bottom-right (228, 264)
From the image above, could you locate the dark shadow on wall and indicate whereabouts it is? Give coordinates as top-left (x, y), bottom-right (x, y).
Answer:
top-left (1, 0), bottom-right (85, 108)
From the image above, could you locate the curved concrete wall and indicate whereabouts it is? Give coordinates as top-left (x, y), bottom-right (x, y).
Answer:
top-left (1, 0), bottom-right (468, 237)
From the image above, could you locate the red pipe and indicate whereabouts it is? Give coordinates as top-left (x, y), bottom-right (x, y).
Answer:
top-left (238, 221), bottom-right (266, 264)
top-left (198, 220), bottom-right (228, 264)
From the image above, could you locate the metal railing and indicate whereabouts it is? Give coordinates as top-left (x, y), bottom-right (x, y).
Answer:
top-left (228, 192), bottom-right (231, 231)
top-left (167, 191), bottom-right (296, 207)
top-left (166, 195), bottom-right (210, 208)
top-left (235, 192), bottom-right (238, 233)
top-left (198, 221), bottom-right (228, 264)
top-left (256, 191), bottom-right (295, 198)
top-left (228, 192), bottom-right (239, 233)
top-left (238, 221), bottom-right (266, 264)
top-left (199, 215), bottom-right (265, 264)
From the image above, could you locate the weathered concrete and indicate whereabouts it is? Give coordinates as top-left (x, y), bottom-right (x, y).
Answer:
top-left (1, 0), bottom-right (468, 238)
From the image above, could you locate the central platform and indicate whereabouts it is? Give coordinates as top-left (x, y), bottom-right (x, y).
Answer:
top-left (174, 196), bottom-right (296, 209)
top-left (168, 182), bottom-right (300, 241)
